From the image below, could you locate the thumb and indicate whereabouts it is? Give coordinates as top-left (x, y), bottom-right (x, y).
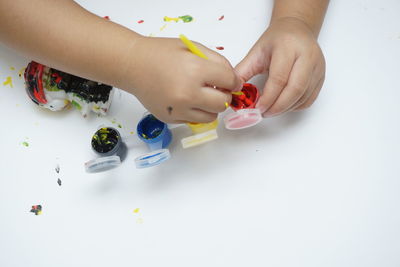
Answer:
top-left (235, 49), bottom-right (262, 83)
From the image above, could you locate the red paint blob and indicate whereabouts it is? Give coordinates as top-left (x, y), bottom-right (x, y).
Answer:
top-left (137, 20), bottom-right (144, 24)
top-left (218, 15), bottom-right (225, 21)
top-left (103, 16), bottom-right (110, 20)
top-left (216, 46), bottom-right (224, 50)
top-left (230, 83), bottom-right (259, 111)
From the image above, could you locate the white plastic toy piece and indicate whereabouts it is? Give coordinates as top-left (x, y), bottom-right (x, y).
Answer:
top-left (84, 156), bottom-right (121, 173)
top-left (181, 129), bottom-right (218, 149)
top-left (134, 149), bottom-right (171, 169)
top-left (223, 108), bottom-right (262, 130)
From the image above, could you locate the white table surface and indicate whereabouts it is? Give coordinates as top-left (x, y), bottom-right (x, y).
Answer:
top-left (1, 0), bottom-right (399, 266)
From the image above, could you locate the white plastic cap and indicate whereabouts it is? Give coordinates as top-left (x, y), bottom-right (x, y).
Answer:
top-left (224, 109), bottom-right (262, 130)
top-left (134, 149), bottom-right (171, 169)
top-left (84, 156), bottom-right (121, 173)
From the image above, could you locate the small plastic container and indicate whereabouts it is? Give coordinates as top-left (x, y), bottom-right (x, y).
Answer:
top-left (224, 83), bottom-right (263, 130)
top-left (135, 114), bottom-right (172, 168)
top-left (85, 127), bottom-right (126, 173)
top-left (181, 120), bottom-right (219, 149)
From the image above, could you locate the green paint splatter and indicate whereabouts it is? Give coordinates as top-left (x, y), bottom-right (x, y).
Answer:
top-left (179, 15), bottom-right (193, 23)
top-left (22, 141), bottom-right (29, 147)
top-left (71, 100), bottom-right (81, 110)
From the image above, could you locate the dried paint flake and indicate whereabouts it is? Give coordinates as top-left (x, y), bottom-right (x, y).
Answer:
top-left (137, 20), bottom-right (144, 24)
top-left (3, 76), bottom-right (13, 88)
top-left (216, 46), bottom-right (225, 50)
top-left (22, 141), bottom-right (29, 147)
top-left (218, 15), bottom-right (225, 21)
top-left (30, 205), bottom-right (42, 215)
top-left (103, 16), bottom-right (110, 20)
top-left (57, 178), bottom-right (62, 186)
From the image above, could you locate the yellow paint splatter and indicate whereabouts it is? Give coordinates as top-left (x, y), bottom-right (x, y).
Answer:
top-left (164, 15), bottom-right (193, 23)
top-left (3, 76), bottom-right (13, 88)
top-left (130, 131), bottom-right (134, 135)
top-left (160, 24), bottom-right (167, 31)
top-left (133, 208), bottom-right (140, 213)
top-left (163, 16), bottom-right (180, 22)
top-left (10, 66), bottom-right (15, 71)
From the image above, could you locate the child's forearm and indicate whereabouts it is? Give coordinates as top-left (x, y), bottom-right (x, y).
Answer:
top-left (0, 0), bottom-right (142, 90)
top-left (270, 0), bottom-right (329, 36)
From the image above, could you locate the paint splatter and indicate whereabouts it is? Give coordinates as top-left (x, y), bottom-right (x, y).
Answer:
top-left (218, 15), bottom-right (225, 21)
top-left (55, 164), bottom-right (60, 174)
top-left (103, 16), bottom-right (110, 20)
top-left (130, 131), bottom-right (134, 135)
top-left (163, 15), bottom-right (193, 23)
top-left (216, 46), bottom-right (224, 50)
top-left (137, 20), bottom-right (144, 24)
top-left (18, 67), bottom-right (26, 78)
top-left (10, 66), bottom-right (15, 71)
top-left (133, 208), bottom-right (140, 213)
top-left (111, 118), bottom-right (123, 128)
top-left (57, 178), bottom-right (62, 186)
top-left (3, 76), bottom-right (13, 88)
top-left (30, 205), bottom-right (42, 215)
top-left (22, 141), bottom-right (29, 147)
top-left (167, 106), bottom-right (173, 115)
top-left (160, 24), bottom-right (167, 31)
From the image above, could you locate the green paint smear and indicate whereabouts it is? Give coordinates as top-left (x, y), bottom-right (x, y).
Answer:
top-left (179, 15), bottom-right (193, 23)
top-left (71, 100), bottom-right (82, 110)
top-left (22, 141), bottom-right (29, 147)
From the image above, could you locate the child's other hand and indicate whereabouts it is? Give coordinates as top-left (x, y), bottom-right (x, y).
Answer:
top-left (126, 37), bottom-right (242, 123)
top-left (235, 17), bottom-right (326, 117)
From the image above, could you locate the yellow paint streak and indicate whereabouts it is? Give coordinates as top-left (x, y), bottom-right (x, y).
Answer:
top-left (163, 16), bottom-right (180, 22)
top-left (160, 24), bottom-right (167, 31)
top-left (133, 208), bottom-right (140, 213)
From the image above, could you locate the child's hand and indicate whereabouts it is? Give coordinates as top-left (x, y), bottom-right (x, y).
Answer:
top-left (235, 17), bottom-right (326, 117)
top-left (125, 37), bottom-right (242, 123)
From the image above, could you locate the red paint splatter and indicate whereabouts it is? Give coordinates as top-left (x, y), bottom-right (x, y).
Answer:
top-left (137, 20), bottom-right (144, 24)
top-left (216, 46), bottom-right (224, 50)
top-left (103, 16), bottom-right (110, 20)
top-left (218, 15), bottom-right (225, 21)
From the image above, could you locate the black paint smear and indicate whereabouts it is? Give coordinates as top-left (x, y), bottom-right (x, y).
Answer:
top-left (55, 164), bottom-right (60, 174)
top-left (57, 178), bottom-right (62, 186)
top-left (167, 106), bottom-right (173, 115)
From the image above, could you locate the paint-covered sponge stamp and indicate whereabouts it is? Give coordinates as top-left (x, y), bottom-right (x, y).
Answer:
top-left (24, 61), bottom-right (114, 117)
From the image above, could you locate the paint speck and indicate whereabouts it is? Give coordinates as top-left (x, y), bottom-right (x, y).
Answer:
top-left (103, 16), bottom-right (110, 20)
top-left (18, 67), bottom-right (25, 78)
top-left (30, 205), bottom-right (42, 215)
top-left (3, 76), bottom-right (13, 88)
top-left (133, 208), bottom-right (140, 213)
top-left (216, 46), bottom-right (224, 50)
top-left (118, 124), bottom-right (122, 128)
top-left (57, 178), bottom-right (62, 186)
top-left (218, 15), bottom-right (225, 21)
top-left (10, 66), bottom-right (15, 71)
top-left (137, 20), bottom-right (144, 24)
top-left (160, 24), bottom-right (167, 31)
top-left (55, 164), bottom-right (60, 174)
top-left (167, 106), bottom-right (173, 115)
top-left (130, 131), bottom-right (134, 135)
top-left (22, 141), bottom-right (29, 147)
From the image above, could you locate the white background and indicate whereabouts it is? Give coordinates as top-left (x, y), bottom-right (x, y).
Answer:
top-left (0, 0), bottom-right (400, 266)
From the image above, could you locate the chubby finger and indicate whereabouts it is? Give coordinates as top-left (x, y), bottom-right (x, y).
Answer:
top-left (234, 46), bottom-right (267, 82)
top-left (202, 60), bottom-right (242, 92)
top-left (263, 56), bottom-right (313, 117)
top-left (255, 49), bottom-right (295, 113)
top-left (193, 86), bottom-right (232, 113)
top-left (294, 75), bottom-right (324, 110)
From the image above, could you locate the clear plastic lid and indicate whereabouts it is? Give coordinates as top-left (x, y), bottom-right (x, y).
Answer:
top-left (181, 129), bottom-right (218, 149)
top-left (134, 149), bottom-right (171, 169)
top-left (224, 108), bottom-right (262, 130)
top-left (84, 156), bottom-right (121, 173)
